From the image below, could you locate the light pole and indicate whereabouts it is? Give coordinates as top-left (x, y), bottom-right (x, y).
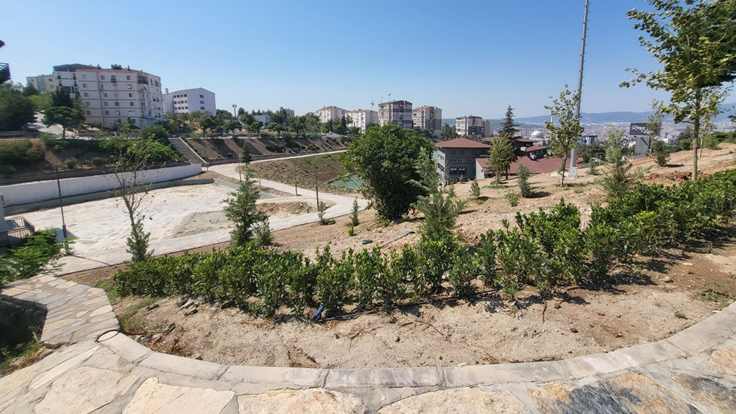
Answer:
top-left (232, 104), bottom-right (237, 117)
top-left (54, 166), bottom-right (69, 252)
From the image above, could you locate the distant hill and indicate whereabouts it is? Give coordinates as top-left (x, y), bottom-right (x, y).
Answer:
top-left (442, 103), bottom-right (734, 127)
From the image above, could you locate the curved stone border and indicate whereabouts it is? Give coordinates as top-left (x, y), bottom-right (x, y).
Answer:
top-left (3, 274), bottom-right (736, 413)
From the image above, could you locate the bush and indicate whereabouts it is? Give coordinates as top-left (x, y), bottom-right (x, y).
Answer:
top-left (254, 221), bottom-right (274, 247)
top-left (0, 140), bottom-right (45, 167)
top-left (64, 157), bottom-right (78, 169)
top-left (0, 230), bottom-right (64, 287)
top-left (651, 140), bottom-right (670, 167)
top-left (470, 181), bottom-right (481, 200)
top-left (0, 164), bottom-right (16, 178)
top-left (414, 186), bottom-right (467, 240)
top-left (505, 191), bottom-right (519, 207)
top-left (91, 157), bottom-right (107, 167)
top-left (517, 165), bottom-right (533, 197)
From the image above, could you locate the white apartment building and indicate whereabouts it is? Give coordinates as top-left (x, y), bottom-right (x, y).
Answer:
top-left (284, 108), bottom-right (295, 118)
top-left (455, 115), bottom-right (489, 138)
top-left (313, 106), bottom-right (346, 123)
top-left (378, 100), bottom-right (413, 129)
top-left (346, 109), bottom-right (379, 132)
top-left (163, 87), bottom-right (216, 115)
top-left (412, 106), bottom-right (443, 136)
top-left (53, 64), bottom-right (165, 128)
top-left (26, 74), bottom-right (57, 93)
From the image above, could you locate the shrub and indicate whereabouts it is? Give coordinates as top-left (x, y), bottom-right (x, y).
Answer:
top-left (517, 165), bottom-right (533, 197)
top-left (254, 221), bottom-right (274, 247)
top-left (0, 165), bottom-right (16, 178)
top-left (598, 146), bottom-right (635, 200)
top-left (350, 198), bottom-right (360, 226)
top-left (91, 157), bottom-right (107, 167)
top-left (505, 191), bottom-right (519, 207)
top-left (64, 157), bottom-right (78, 169)
top-left (0, 140), bottom-right (45, 167)
top-left (417, 234), bottom-right (461, 294)
top-left (348, 225), bottom-right (355, 237)
top-left (448, 249), bottom-right (476, 297)
top-left (414, 186), bottom-right (466, 241)
top-left (651, 140), bottom-right (670, 167)
top-left (474, 231), bottom-right (497, 286)
top-left (315, 247), bottom-right (354, 314)
top-left (0, 230), bottom-right (64, 287)
top-left (470, 181), bottom-right (481, 200)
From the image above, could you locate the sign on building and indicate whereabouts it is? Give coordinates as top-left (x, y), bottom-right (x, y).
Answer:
top-left (630, 123), bottom-right (653, 159)
top-left (629, 123), bottom-right (652, 136)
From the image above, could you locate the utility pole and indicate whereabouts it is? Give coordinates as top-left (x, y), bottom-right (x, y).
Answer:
top-left (55, 166), bottom-right (69, 252)
top-left (232, 104), bottom-right (237, 117)
top-left (569, 0), bottom-right (590, 179)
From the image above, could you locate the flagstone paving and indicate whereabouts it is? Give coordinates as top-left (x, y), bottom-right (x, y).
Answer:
top-left (2, 275), bottom-right (736, 413)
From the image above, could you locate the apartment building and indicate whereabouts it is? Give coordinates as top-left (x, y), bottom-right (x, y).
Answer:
top-left (455, 115), bottom-right (489, 138)
top-left (412, 106), bottom-right (442, 136)
top-left (26, 74), bottom-right (57, 93)
top-left (53, 64), bottom-right (165, 128)
top-left (346, 109), bottom-right (379, 132)
top-left (284, 108), bottom-right (295, 118)
top-left (435, 138), bottom-right (491, 184)
top-left (163, 87), bottom-right (216, 115)
top-left (378, 100), bottom-right (413, 129)
top-left (313, 106), bottom-right (346, 123)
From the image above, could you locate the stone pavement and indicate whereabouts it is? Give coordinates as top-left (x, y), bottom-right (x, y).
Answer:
top-left (2, 275), bottom-right (736, 413)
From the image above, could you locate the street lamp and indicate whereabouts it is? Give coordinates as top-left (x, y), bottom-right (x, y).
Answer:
top-left (232, 104), bottom-right (237, 117)
top-left (54, 165), bottom-right (69, 252)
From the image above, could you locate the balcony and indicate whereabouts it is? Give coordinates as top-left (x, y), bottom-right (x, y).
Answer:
top-left (0, 62), bottom-right (10, 84)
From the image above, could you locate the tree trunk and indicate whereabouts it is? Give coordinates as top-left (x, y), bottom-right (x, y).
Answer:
top-left (560, 156), bottom-right (568, 187)
top-left (692, 96), bottom-right (701, 181)
top-left (61, 127), bottom-right (66, 139)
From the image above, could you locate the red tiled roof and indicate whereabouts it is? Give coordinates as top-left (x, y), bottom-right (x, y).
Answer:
top-left (523, 145), bottom-right (548, 152)
top-left (435, 138), bottom-right (491, 149)
top-left (476, 156), bottom-right (583, 175)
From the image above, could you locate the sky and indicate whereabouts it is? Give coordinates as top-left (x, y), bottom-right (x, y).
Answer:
top-left (3, 0), bottom-right (731, 119)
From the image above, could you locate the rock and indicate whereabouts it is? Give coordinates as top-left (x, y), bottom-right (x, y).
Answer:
top-left (125, 377), bottom-right (236, 414)
top-left (151, 334), bottom-right (162, 342)
top-left (220, 300), bottom-right (234, 309)
top-left (570, 328), bottom-right (579, 333)
top-left (165, 323), bottom-right (176, 333)
top-left (176, 296), bottom-right (189, 307)
top-left (396, 357), bottom-right (406, 363)
top-left (238, 389), bottom-right (364, 414)
top-left (663, 276), bottom-right (673, 283)
top-left (146, 303), bottom-right (160, 311)
top-left (395, 336), bottom-right (400, 342)
top-left (184, 308), bottom-right (198, 316)
top-left (682, 262), bottom-right (693, 267)
top-left (191, 353), bottom-right (203, 361)
top-left (180, 300), bottom-right (195, 309)
top-left (379, 389), bottom-right (524, 414)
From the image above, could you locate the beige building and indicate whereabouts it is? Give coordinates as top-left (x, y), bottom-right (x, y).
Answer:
top-left (412, 106), bottom-right (442, 136)
top-left (455, 115), bottom-right (489, 138)
top-left (312, 106), bottom-right (346, 123)
top-left (378, 100), bottom-right (413, 129)
top-left (26, 74), bottom-right (57, 93)
top-left (346, 109), bottom-right (379, 132)
top-left (53, 64), bottom-right (164, 128)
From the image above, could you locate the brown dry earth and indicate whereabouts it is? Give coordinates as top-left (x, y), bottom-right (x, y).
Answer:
top-left (62, 144), bottom-right (736, 369)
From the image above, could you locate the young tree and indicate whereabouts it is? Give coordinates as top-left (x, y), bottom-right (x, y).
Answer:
top-left (240, 144), bottom-right (253, 167)
top-left (470, 180), bottom-right (481, 200)
top-left (50, 89), bottom-right (74, 108)
top-left (545, 86), bottom-right (584, 187)
top-left (113, 139), bottom-right (159, 262)
top-left (651, 140), bottom-right (670, 167)
top-left (224, 120), bottom-right (240, 137)
top-left (22, 82), bottom-right (39, 96)
top-left (223, 169), bottom-right (269, 246)
top-left (200, 116), bottom-right (218, 138)
top-left (598, 127), bottom-right (636, 200)
top-left (139, 124), bottom-right (170, 146)
top-left (344, 124), bottom-right (434, 221)
top-left (487, 136), bottom-right (515, 184)
top-left (645, 99), bottom-right (665, 155)
top-left (500, 105), bottom-right (519, 143)
top-left (409, 147), bottom-right (440, 196)
top-left (517, 164), bottom-right (533, 197)
top-left (42, 106), bottom-right (84, 139)
top-left (0, 84), bottom-right (36, 131)
top-left (350, 198), bottom-right (360, 226)
top-left (413, 185), bottom-right (467, 241)
top-left (623, 0), bottom-right (736, 180)
top-left (441, 123), bottom-right (458, 139)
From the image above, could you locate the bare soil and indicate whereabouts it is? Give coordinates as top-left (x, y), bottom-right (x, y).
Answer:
top-left (64, 145), bottom-right (736, 368)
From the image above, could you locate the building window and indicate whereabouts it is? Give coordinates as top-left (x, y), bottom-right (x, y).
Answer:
top-left (82, 83), bottom-right (87, 88)
top-left (81, 74), bottom-right (86, 79)
top-left (127, 84), bottom-right (132, 89)
top-left (200, 101), bottom-right (204, 104)
top-left (459, 158), bottom-right (466, 163)
top-left (83, 92), bottom-right (89, 97)
top-left (130, 102), bottom-right (134, 106)
top-left (100, 75), bottom-right (105, 80)
top-left (104, 102), bottom-right (108, 107)
top-left (128, 93), bottom-right (132, 97)
top-left (103, 93), bottom-right (108, 98)
top-left (86, 110), bottom-right (91, 115)
top-left (85, 101), bottom-right (90, 107)
top-left (450, 158), bottom-right (458, 163)
top-left (184, 94), bottom-right (187, 97)
top-left (126, 75), bottom-right (130, 80)
top-left (105, 110), bottom-right (109, 115)
top-left (201, 107), bottom-right (205, 110)
top-left (199, 95), bottom-right (203, 98)
top-left (113, 93), bottom-right (118, 98)
top-left (114, 102), bottom-right (119, 106)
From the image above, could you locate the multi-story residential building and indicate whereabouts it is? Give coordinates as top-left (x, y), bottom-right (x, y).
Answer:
top-left (455, 115), bottom-right (488, 138)
top-left (378, 100), bottom-right (413, 129)
top-left (163, 87), bottom-right (216, 115)
top-left (435, 138), bottom-right (491, 184)
top-left (412, 106), bottom-right (442, 136)
top-left (53, 64), bottom-right (165, 128)
top-left (284, 108), bottom-right (295, 118)
top-left (313, 106), bottom-right (346, 123)
top-left (346, 109), bottom-right (379, 132)
top-left (26, 74), bottom-right (57, 93)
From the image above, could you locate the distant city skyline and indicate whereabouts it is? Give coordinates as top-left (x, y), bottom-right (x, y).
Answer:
top-left (3, 0), bottom-right (734, 119)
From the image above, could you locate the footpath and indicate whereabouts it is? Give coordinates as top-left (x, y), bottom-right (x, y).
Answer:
top-left (1, 273), bottom-right (736, 413)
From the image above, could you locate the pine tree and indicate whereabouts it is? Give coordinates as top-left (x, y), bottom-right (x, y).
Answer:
top-left (487, 136), bottom-right (515, 184)
top-left (223, 169), bottom-right (269, 246)
top-left (500, 105), bottom-right (519, 144)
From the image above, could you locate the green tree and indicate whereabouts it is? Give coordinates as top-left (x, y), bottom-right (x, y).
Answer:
top-left (623, 0), bottom-right (736, 180)
top-left (29, 92), bottom-right (53, 111)
top-left (344, 124), bottom-right (435, 221)
top-left (22, 82), bottom-right (39, 96)
top-left (598, 128), bottom-right (635, 200)
top-left (518, 164), bottom-right (533, 197)
top-left (200, 116), bottom-right (218, 138)
top-left (0, 84), bottom-right (36, 131)
top-left (224, 120), bottom-right (240, 136)
top-left (248, 121), bottom-right (261, 137)
top-left (223, 169), bottom-right (269, 246)
top-left (645, 99), bottom-right (665, 154)
top-left (487, 136), bottom-right (515, 184)
top-left (50, 89), bottom-right (74, 108)
top-left (413, 186), bottom-right (467, 241)
top-left (139, 124), bottom-right (170, 146)
top-left (470, 180), bottom-right (481, 200)
top-left (500, 105), bottom-right (519, 144)
top-left (651, 140), bottom-right (670, 167)
top-left (441, 123), bottom-right (458, 139)
top-left (42, 106), bottom-right (84, 139)
top-left (545, 86), bottom-right (584, 187)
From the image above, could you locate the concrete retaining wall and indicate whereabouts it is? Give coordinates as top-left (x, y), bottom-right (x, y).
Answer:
top-left (0, 164), bottom-right (202, 206)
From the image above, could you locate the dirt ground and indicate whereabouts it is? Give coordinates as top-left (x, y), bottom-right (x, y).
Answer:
top-left (63, 144), bottom-right (736, 368)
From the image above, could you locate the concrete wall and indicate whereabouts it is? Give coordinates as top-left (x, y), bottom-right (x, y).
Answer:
top-left (0, 164), bottom-right (202, 207)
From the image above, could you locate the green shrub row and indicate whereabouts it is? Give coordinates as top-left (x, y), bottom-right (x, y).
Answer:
top-left (113, 170), bottom-right (736, 316)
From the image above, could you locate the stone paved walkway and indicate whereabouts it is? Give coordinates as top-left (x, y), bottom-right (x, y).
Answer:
top-left (2, 275), bottom-right (736, 413)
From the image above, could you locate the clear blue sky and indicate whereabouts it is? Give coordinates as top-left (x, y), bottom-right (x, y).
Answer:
top-left (3, 0), bottom-right (729, 119)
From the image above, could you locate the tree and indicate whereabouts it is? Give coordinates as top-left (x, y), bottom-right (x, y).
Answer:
top-left (224, 120), bottom-right (240, 136)
top-left (240, 144), bottom-right (253, 167)
top-left (623, 0), bottom-right (736, 180)
top-left (645, 99), bottom-right (665, 154)
top-left (545, 86), bottom-right (584, 187)
top-left (344, 124), bottom-right (435, 221)
top-left (223, 169), bottom-right (269, 246)
top-left (441, 123), bottom-right (458, 139)
top-left (139, 124), bottom-right (170, 146)
top-left (409, 147), bottom-right (440, 196)
top-left (22, 83), bottom-right (39, 96)
top-left (43, 106), bottom-right (84, 139)
top-left (200, 116), bottom-right (218, 138)
top-left (413, 186), bottom-right (467, 241)
top-left (598, 127), bottom-right (636, 200)
top-left (652, 140), bottom-right (670, 167)
top-left (112, 139), bottom-right (160, 263)
top-left (0, 84), bottom-right (36, 131)
top-left (51, 89), bottom-right (74, 108)
top-left (29, 92), bottom-right (53, 111)
top-left (518, 164), bottom-right (533, 197)
top-left (500, 105), bottom-right (520, 144)
top-left (487, 136), bottom-right (515, 184)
